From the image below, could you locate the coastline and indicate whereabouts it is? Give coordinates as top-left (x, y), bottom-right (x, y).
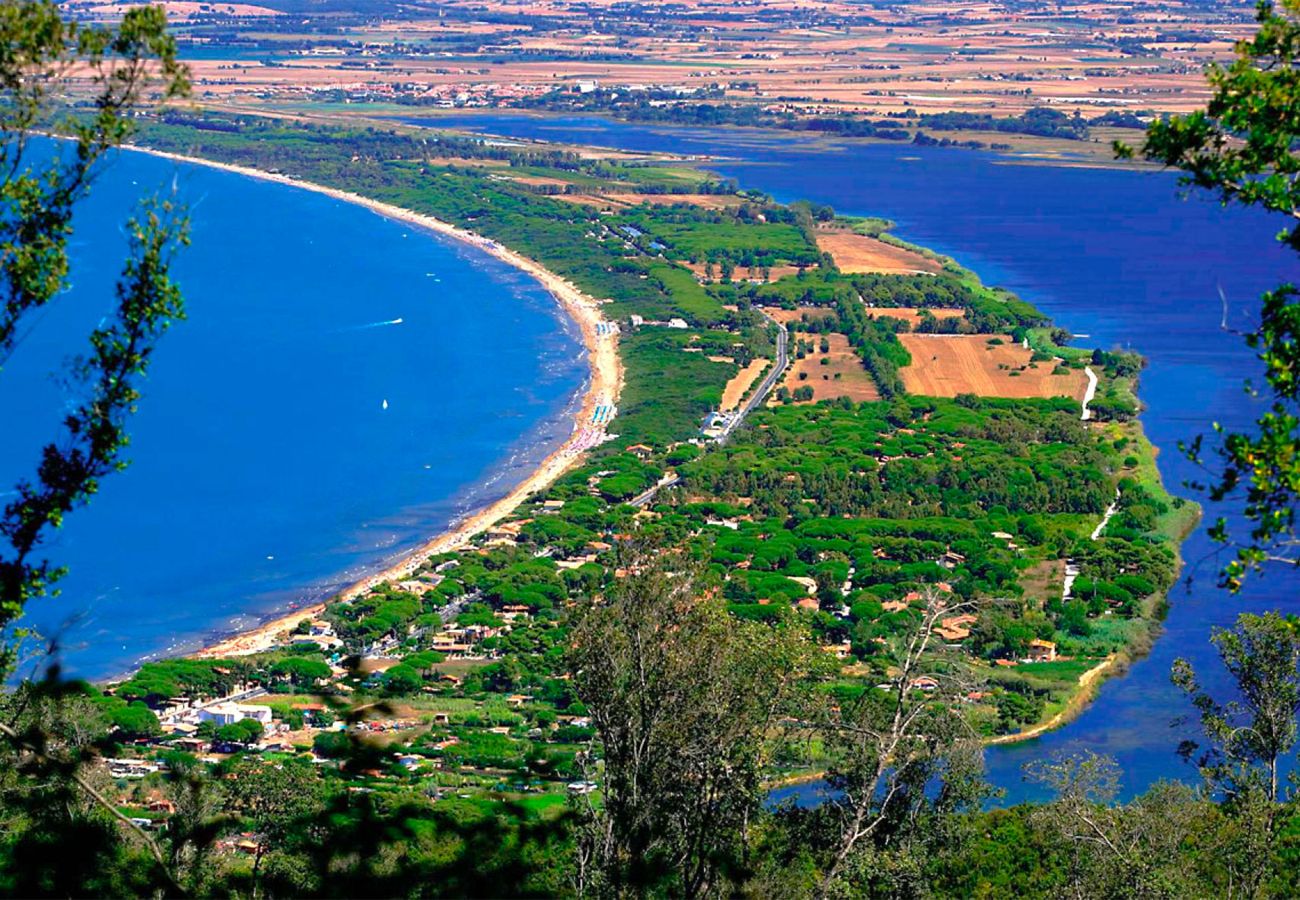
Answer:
top-left (124, 145), bottom-right (623, 661)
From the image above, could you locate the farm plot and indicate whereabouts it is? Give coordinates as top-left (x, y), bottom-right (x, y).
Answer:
top-left (762, 305), bottom-right (839, 327)
top-left (898, 334), bottom-right (1088, 400)
top-left (772, 332), bottom-right (880, 405)
top-left (720, 357), bottom-right (771, 411)
top-left (865, 307), bottom-right (965, 326)
top-left (818, 229), bottom-right (945, 275)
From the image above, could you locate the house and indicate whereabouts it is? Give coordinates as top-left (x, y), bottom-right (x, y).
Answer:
top-left (667, 318), bottom-right (688, 329)
top-left (795, 596), bottom-right (820, 612)
top-left (789, 575), bottom-right (818, 595)
top-left (484, 521), bottom-right (526, 547)
top-left (938, 550), bottom-right (966, 570)
top-left (556, 554), bottom-right (598, 570)
top-left (170, 737), bottom-right (208, 753)
top-left (625, 443), bottom-right (654, 460)
top-left (701, 410), bottom-right (731, 436)
top-left (296, 633), bottom-right (343, 651)
top-left (936, 614), bottom-right (978, 643)
top-left (822, 640), bottom-right (853, 660)
top-left (540, 499), bottom-right (566, 512)
top-left (909, 675), bottom-right (940, 692)
top-left (882, 599), bottom-right (910, 613)
top-left (104, 758), bottom-right (162, 779)
top-left (198, 703), bottom-right (274, 728)
top-left (1027, 639), bottom-right (1058, 662)
top-left (430, 639), bottom-right (473, 656)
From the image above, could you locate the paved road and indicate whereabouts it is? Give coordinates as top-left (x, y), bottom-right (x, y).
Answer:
top-left (629, 309), bottom-right (789, 509)
top-left (630, 474), bottom-right (680, 508)
top-left (718, 308), bottom-right (789, 442)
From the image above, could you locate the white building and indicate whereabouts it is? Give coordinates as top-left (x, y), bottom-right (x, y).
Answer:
top-left (198, 702), bottom-right (274, 728)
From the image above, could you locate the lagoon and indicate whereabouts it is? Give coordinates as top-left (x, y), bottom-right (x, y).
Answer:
top-left (414, 112), bottom-right (1299, 802)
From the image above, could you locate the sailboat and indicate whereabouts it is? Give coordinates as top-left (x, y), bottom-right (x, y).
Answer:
top-left (382, 399), bottom-right (389, 411)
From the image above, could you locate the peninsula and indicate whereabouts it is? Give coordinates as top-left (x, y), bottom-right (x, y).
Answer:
top-left (87, 109), bottom-right (1193, 807)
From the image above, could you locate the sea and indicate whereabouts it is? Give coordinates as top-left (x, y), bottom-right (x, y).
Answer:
top-left (408, 113), bottom-right (1299, 803)
top-left (1, 144), bottom-right (587, 683)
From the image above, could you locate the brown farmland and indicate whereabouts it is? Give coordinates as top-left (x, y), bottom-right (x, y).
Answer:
top-left (762, 305), bottom-right (839, 327)
top-left (772, 333), bottom-right (880, 405)
top-left (818, 229), bottom-right (946, 275)
top-left (898, 334), bottom-right (1088, 401)
top-left (720, 357), bottom-right (771, 411)
top-left (865, 307), bottom-right (965, 326)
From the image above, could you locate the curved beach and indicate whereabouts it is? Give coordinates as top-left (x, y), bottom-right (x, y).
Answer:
top-left (125, 147), bottom-right (623, 660)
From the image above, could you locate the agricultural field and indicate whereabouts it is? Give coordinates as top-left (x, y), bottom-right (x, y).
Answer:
top-left (60, 116), bottom-right (1190, 889)
top-left (865, 307), bottom-right (964, 327)
top-left (774, 332), bottom-right (881, 405)
top-left (763, 305), bottom-right (840, 328)
top-left (899, 333), bottom-right (1089, 400)
top-left (720, 357), bottom-right (771, 411)
top-left (60, 0), bottom-right (1259, 163)
top-left (817, 228), bottom-right (945, 275)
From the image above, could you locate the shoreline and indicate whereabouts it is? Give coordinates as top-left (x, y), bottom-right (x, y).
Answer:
top-left (124, 145), bottom-right (623, 662)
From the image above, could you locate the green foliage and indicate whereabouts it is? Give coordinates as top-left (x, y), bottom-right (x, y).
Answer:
top-left (214, 718), bottom-right (264, 745)
top-left (617, 329), bottom-right (735, 443)
top-left (106, 701), bottom-right (160, 739)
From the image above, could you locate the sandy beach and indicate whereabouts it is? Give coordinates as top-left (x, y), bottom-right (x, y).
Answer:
top-left (127, 147), bottom-right (623, 660)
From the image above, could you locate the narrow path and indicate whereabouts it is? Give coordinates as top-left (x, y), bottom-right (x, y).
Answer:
top-left (1081, 365), bottom-right (1098, 421)
top-left (1091, 488), bottom-right (1121, 541)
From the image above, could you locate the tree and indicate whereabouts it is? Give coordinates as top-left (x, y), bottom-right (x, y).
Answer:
top-left (803, 588), bottom-right (990, 897)
top-left (1026, 752), bottom-right (1205, 899)
top-left (159, 751), bottom-right (231, 895)
top-left (0, 9), bottom-right (187, 885)
top-left (1122, 0), bottom-right (1300, 589)
top-left (223, 757), bottom-right (323, 895)
top-left (569, 549), bottom-right (817, 898)
top-left (107, 701), bottom-right (160, 740)
top-left (1172, 611), bottom-right (1300, 804)
top-left (214, 719), bottom-right (264, 746)
top-left (0, 2), bottom-right (189, 671)
top-left (268, 657), bottom-right (331, 687)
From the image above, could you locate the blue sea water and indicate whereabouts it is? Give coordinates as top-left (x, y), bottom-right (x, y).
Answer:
top-left (2, 145), bottom-right (586, 682)
top-left (414, 113), bottom-right (1299, 802)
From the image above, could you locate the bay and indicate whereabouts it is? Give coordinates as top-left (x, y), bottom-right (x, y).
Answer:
top-left (2, 145), bottom-right (586, 681)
